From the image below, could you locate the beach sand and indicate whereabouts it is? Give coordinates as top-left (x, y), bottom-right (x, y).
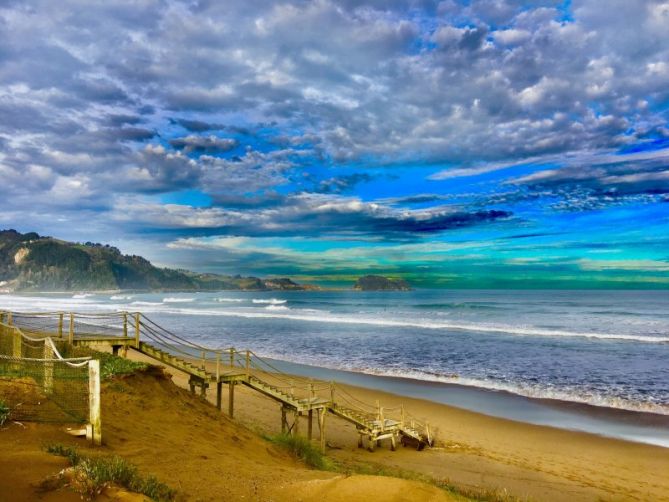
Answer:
top-left (124, 349), bottom-right (669, 502)
top-left (3, 348), bottom-right (667, 501)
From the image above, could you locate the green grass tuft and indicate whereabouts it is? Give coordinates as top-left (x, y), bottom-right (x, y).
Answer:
top-left (44, 443), bottom-right (175, 501)
top-left (267, 433), bottom-right (334, 470)
top-left (45, 443), bottom-right (81, 465)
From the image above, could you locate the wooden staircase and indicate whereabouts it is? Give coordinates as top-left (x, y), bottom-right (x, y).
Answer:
top-left (2, 310), bottom-right (434, 452)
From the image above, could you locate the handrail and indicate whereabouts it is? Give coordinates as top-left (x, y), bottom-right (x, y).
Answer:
top-left (1, 309), bottom-right (433, 444)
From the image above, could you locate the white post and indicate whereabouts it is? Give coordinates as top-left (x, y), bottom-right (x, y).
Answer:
top-left (88, 360), bottom-right (102, 445)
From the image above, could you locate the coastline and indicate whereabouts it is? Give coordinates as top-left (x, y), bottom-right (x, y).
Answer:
top-left (261, 357), bottom-right (669, 448)
top-left (122, 348), bottom-right (669, 501)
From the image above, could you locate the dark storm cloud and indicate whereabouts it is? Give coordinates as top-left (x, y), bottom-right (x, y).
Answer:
top-left (111, 193), bottom-right (511, 239)
top-left (169, 135), bottom-right (238, 154)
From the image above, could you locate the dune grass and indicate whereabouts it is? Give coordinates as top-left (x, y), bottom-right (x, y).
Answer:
top-left (267, 434), bottom-right (526, 502)
top-left (267, 433), bottom-right (335, 470)
top-left (44, 443), bottom-right (175, 501)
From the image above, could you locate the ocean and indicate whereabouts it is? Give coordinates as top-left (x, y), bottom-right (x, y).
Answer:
top-left (2, 289), bottom-right (668, 445)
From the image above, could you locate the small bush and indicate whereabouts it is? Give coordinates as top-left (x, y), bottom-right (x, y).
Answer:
top-left (268, 433), bottom-right (332, 470)
top-left (0, 399), bottom-right (9, 426)
top-left (44, 444), bottom-right (175, 501)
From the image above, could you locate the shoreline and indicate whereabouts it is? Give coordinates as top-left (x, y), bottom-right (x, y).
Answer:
top-left (260, 356), bottom-right (669, 448)
top-left (122, 349), bottom-right (669, 501)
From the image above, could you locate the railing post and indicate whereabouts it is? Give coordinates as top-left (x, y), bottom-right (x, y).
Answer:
top-left (229, 348), bottom-right (235, 368)
top-left (216, 351), bottom-right (221, 380)
top-left (330, 381), bottom-right (335, 403)
top-left (43, 340), bottom-right (54, 395)
top-left (400, 404), bottom-right (406, 428)
top-left (88, 359), bottom-right (102, 446)
top-left (58, 313), bottom-right (64, 338)
top-left (309, 382), bottom-right (314, 401)
top-left (7, 311), bottom-right (13, 326)
top-left (290, 379), bottom-right (294, 398)
top-left (425, 421), bottom-right (431, 446)
top-left (12, 326), bottom-right (21, 359)
top-left (68, 313), bottom-right (74, 344)
top-left (201, 350), bottom-right (206, 370)
top-left (123, 312), bottom-right (128, 338)
top-left (134, 313), bottom-right (140, 348)
top-left (380, 406), bottom-right (385, 432)
top-left (245, 350), bottom-right (250, 377)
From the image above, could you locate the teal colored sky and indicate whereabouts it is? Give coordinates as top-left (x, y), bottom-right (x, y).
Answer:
top-left (1, 1), bottom-right (669, 288)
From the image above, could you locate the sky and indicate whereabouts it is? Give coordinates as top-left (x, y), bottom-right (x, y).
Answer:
top-left (1, 0), bottom-right (669, 288)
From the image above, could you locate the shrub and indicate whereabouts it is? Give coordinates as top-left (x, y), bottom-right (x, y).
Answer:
top-left (44, 444), bottom-right (175, 501)
top-left (0, 399), bottom-right (9, 426)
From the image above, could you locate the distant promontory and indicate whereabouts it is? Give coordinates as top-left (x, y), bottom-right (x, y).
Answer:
top-left (353, 275), bottom-right (412, 291)
top-left (0, 229), bottom-right (317, 292)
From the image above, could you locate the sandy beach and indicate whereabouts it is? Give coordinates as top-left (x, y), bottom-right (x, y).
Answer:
top-left (125, 349), bottom-right (669, 502)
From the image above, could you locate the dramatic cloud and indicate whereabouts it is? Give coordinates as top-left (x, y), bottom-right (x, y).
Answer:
top-left (0, 0), bottom-right (668, 285)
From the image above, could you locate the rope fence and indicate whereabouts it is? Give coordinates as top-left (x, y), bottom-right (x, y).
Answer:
top-left (1, 309), bottom-right (432, 446)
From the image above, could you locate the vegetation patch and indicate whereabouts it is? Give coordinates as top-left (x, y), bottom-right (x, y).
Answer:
top-left (57, 344), bottom-right (148, 379)
top-left (44, 443), bottom-right (175, 501)
top-left (0, 398), bottom-right (9, 426)
top-left (266, 435), bottom-right (524, 502)
top-left (266, 433), bottom-right (334, 470)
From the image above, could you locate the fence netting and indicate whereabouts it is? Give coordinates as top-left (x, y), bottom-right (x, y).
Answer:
top-left (0, 321), bottom-right (91, 424)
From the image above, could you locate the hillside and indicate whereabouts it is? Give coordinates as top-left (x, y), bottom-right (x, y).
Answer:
top-left (0, 229), bottom-right (310, 292)
top-left (353, 275), bottom-right (412, 291)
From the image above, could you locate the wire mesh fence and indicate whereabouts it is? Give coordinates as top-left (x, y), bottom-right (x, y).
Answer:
top-left (0, 319), bottom-right (98, 439)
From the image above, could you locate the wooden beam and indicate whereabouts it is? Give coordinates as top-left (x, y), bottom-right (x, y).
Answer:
top-left (68, 313), bottom-right (74, 344)
top-left (281, 407), bottom-right (287, 434)
top-left (216, 381), bottom-right (222, 410)
top-left (307, 409), bottom-right (313, 440)
top-left (318, 408), bottom-right (326, 453)
top-left (228, 382), bottom-right (235, 418)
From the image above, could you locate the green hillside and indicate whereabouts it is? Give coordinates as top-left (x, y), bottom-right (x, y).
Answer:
top-left (0, 229), bottom-right (307, 292)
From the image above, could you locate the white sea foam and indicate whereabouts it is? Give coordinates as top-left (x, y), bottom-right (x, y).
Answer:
top-left (110, 295), bottom-right (133, 300)
top-left (130, 301), bottom-right (163, 306)
top-left (72, 293), bottom-right (93, 299)
top-left (249, 351), bottom-right (669, 416)
top-left (143, 307), bottom-right (669, 344)
top-left (265, 305), bottom-right (289, 311)
top-left (162, 297), bottom-right (195, 303)
top-left (252, 298), bottom-right (287, 305)
top-left (215, 298), bottom-right (245, 303)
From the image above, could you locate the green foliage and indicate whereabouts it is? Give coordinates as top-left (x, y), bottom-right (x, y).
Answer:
top-left (54, 344), bottom-right (147, 380)
top-left (45, 443), bottom-right (81, 465)
top-left (267, 433), bottom-right (333, 470)
top-left (45, 444), bottom-right (176, 501)
top-left (0, 228), bottom-right (308, 292)
top-left (96, 352), bottom-right (148, 380)
top-left (0, 399), bottom-right (10, 426)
